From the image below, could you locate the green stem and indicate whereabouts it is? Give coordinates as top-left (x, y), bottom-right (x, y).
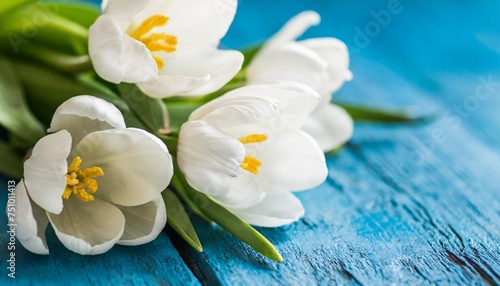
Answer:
top-left (18, 43), bottom-right (92, 73)
top-left (337, 102), bottom-right (436, 123)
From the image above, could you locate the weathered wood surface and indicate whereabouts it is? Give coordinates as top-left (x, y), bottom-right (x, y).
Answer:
top-left (1, 0), bottom-right (499, 285)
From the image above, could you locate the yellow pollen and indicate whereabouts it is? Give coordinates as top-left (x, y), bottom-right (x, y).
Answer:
top-left (240, 156), bottom-right (262, 174)
top-left (63, 157), bottom-right (104, 202)
top-left (239, 134), bottom-right (267, 145)
top-left (131, 15), bottom-right (177, 69)
top-left (153, 56), bottom-right (165, 69)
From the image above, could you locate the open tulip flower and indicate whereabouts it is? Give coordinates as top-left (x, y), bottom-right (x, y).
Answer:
top-left (15, 96), bottom-right (173, 255)
top-left (177, 81), bottom-right (328, 227)
top-left (89, 0), bottom-right (243, 98)
top-left (246, 11), bottom-right (354, 151)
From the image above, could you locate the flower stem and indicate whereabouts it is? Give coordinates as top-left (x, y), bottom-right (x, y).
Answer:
top-left (16, 43), bottom-right (92, 73)
top-left (337, 102), bottom-right (436, 123)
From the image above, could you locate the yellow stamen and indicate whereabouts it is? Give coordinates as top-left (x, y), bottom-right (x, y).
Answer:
top-left (153, 56), bottom-right (165, 69)
top-left (68, 156), bottom-right (82, 173)
top-left (130, 15), bottom-right (177, 69)
top-left (143, 33), bottom-right (178, 52)
top-left (240, 156), bottom-right (262, 174)
top-left (63, 157), bottom-right (104, 202)
top-left (239, 134), bottom-right (267, 145)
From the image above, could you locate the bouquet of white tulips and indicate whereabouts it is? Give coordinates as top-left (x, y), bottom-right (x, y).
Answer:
top-left (0, 0), bottom-right (423, 261)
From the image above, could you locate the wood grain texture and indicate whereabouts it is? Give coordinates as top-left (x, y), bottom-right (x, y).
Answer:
top-left (1, 0), bottom-right (500, 285)
top-left (0, 212), bottom-right (200, 285)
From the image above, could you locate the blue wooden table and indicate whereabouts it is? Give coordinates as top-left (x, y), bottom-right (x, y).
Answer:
top-left (1, 0), bottom-right (500, 285)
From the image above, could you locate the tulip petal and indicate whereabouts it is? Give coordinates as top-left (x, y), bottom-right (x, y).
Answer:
top-left (48, 196), bottom-right (125, 255)
top-left (302, 103), bottom-right (354, 151)
top-left (137, 74), bottom-right (210, 99)
top-left (75, 128), bottom-right (172, 207)
top-left (233, 192), bottom-right (305, 227)
top-left (48, 96), bottom-right (126, 148)
top-left (268, 11), bottom-right (320, 46)
top-left (88, 16), bottom-right (124, 84)
top-left (167, 0), bottom-right (237, 50)
top-left (89, 16), bottom-right (157, 84)
top-left (178, 120), bottom-right (245, 196)
top-left (256, 129), bottom-right (327, 192)
top-left (300, 38), bottom-right (352, 94)
top-left (247, 42), bottom-right (329, 93)
top-left (120, 34), bottom-right (159, 83)
top-left (174, 50), bottom-right (244, 96)
top-left (211, 171), bottom-right (263, 210)
top-left (227, 82), bottom-right (321, 128)
top-left (190, 94), bottom-right (279, 130)
top-left (24, 130), bottom-right (71, 215)
top-left (101, 0), bottom-right (149, 30)
top-left (14, 181), bottom-right (49, 255)
top-left (117, 194), bottom-right (167, 246)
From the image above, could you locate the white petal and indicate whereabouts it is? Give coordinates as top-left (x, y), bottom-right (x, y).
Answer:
top-left (166, 0), bottom-right (237, 51)
top-left (24, 130), bottom-right (71, 215)
top-left (300, 38), bottom-right (352, 94)
top-left (177, 120), bottom-right (245, 196)
top-left (89, 16), bottom-right (158, 84)
top-left (48, 196), bottom-right (125, 255)
top-left (117, 194), bottom-right (167, 245)
top-left (223, 81), bottom-right (320, 128)
top-left (302, 103), bottom-right (354, 151)
top-left (210, 171), bottom-right (263, 210)
top-left (175, 50), bottom-right (244, 96)
top-left (74, 128), bottom-right (173, 207)
top-left (247, 42), bottom-right (329, 93)
top-left (255, 129), bottom-right (327, 192)
top-left (268, 11), bottom-right (320, 46)
top-left (102, 0), bottom-right (149, 31)
top-left (48, 95), bottom-right (126, 148)
top-left (233, 192), bottom-right (305, 227)
top-left (120, 34), bottom-right (159, 83)
top-left (137, 74), bottom-right (210, 98)
top-left (13, 181), bottom-right (49, 255)
top-left (190, 94), bottom-right (279, 130)
top-left (89, 16), bottom-right (125, 84)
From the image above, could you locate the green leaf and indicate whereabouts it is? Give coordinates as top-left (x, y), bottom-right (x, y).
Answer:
top-left (15, 42), bottom-right (92, 73)
top-left (338, 103), bottom-right (435, 123)
top-left (38, 2), bottom-right (99, 29)
top-left (13, 61), bottom-right (128, 125)
top-left (0, 58), bottom-right (45, 148)
top-left (118, 83), bottom-right (169, 134)
top-left (0, 3), bottom-right (88, 56)
top-left (171, 163), bottom-right (282, 262)
top-left (165, 101), bottom-right (200, 134)
top-left (169, 167), bottom-right (211, 223)
top-left (0, 0), bottom-right (35, 18)
top-left (163, 189), bottom-right (203, 252)
top-left (0, 140), bottom-right (23, 179)
top-left (184, 185), bottom-right (283, 262)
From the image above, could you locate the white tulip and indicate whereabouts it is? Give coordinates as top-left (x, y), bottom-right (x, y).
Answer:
top-left (15, 96), bottom-right (173, 255)
top-left (247, 11), bottom-right (354, 151)
top-left (89, 0), bottom-right (243, 98)
top-left (177, 82), bottom-right (328, 227)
